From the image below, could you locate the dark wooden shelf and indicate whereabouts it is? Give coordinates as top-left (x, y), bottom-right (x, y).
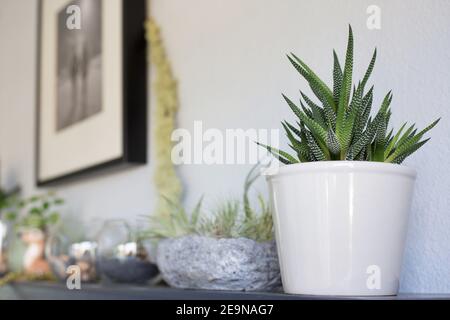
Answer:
top-left (0, 282), bottom-right (448, 300)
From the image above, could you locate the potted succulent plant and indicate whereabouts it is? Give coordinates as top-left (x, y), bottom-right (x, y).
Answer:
top-left (148, 165), bottom-right (281, 291)
top-left (258, 26), bottom-right (439, 296)
top-left (6, 193), bottom-right (63, 277)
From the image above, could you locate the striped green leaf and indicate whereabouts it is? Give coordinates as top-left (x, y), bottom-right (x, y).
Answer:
top-left (288, 53), bottom-right (336, 112)
top-left (392, 139), bottom-right (430, 164)
top-left (326, 129), bottom-right (341, 155)
top-left (283, 94), bottom-right (328, 144)
top-left (256, 142), bottom-right (298, 164)
top-left (300, 91), bottom-right (327, 129)
top-left (386, 118), bottom-right (440, 162)
top-left (385, 123), bottom-right (406, 158)
top-left (336, 26), bottom-right (354, 142)
top-left (305, 131), bottom-right (327, 161)
top-left (333, 50), bottom-right (343, 106)
top-left (282, 122), bottom-right (309, 161)
top-left (361, 48), bottom-right (377, 90)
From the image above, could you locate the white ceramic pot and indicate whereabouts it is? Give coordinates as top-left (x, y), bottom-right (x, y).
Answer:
top-left (266, 161), bottom-right (416, 296)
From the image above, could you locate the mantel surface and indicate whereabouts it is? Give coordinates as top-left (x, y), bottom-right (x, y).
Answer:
top-left (0, 282), bottom-right (448, 300)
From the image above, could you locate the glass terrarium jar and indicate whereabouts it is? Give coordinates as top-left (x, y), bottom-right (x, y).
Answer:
top-left (97, 220), bottom-right (158, 284)
top-left (46, 233), bottom-right (98, 283)
top-left (0, 220), bottom-right (9, 276)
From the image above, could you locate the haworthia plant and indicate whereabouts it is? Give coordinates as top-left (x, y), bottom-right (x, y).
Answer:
top-left (259, 26), bottom-right (440, 164)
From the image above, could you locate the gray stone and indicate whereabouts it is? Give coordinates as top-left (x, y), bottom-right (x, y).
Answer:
top-left (156, 235), bottom-right (282, 291)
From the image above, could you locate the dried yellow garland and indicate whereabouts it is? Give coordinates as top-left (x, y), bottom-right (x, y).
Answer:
top-left (0, 272), bottom-right (55, 287)
top-left (145, 18), bottom-right (183, 218)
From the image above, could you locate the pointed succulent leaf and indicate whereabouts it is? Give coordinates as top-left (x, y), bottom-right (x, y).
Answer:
top-left (336, 26), bottom-right (354, 139)
top-left (326, 129), bottom-right (341, 155)
top-left (385, 128), bottom-right (394, 149)
top-left (349, 82), bottom-right (363, 114)
top-left (385, 123), bottom-right (407, 158)
top-left (300, 91), bottom-right (327, 128)
top-left (396, 123), bottom-right (416, 148)
top-left (322, 100), bottom-right (337, 130)
top-left (391, 138), bottom-right (430, 164)
top-left (256, 142), bottom-right (298, 164)
top-left (378, 91), bottom-right (393, 117)
top-left (340, 83), bottom-right (363, 154)
top-left (361, 48), bottom-right (377, 90)
top-left (347, 112), bottom-right (383, 159)
top-left (289, 144), bottom-right (309, 162)
top-left (373, 113), bottom-right (388, 161)
top-left (300, 100), bottom-right (313, 118)
top-left (289, 53), bottom-right (336, 112)
top-left (386, 109), bottom-right (392, 128)
top-left (340, 104), bottom-right (359, 154)
top-left (282, 122), bottom-right (308, 160)
top-left (375, 111), bottom-right (389, 145)
top-left (361, 86), bottom-right (374, 115)
top-left (303, 78), bottom-right (337, 128)
top-left (282, 93), bottom-right (303, 119)
top-left (333, 50), bottom-right (343, 106)
top-left (283, 94), bottom-right (328, 144)
top-left (368, 91), bottom-right (392, 160)
top-left (353, 86), bottom-right (374, 142)
top-left (305, 131), bottom-right (327, 161)
top-left (346, 147), bottom-right (355, 160)
top-left (191, 196), bottom-right (204, 226)
top-left (356, 149), bottom-right (366, 161)
top-left (365, 143), bottom-right (373, 161)
top-left (387, 118), bottom-right (440, 162)
top-left (285, 121), bottom-right (303, 139)
top-left (400, 119), bottom-right (438, 151)
top-left (408, 129), bottom-right (418, 139)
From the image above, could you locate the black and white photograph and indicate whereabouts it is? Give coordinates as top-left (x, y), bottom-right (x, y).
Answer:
top-left (34, 0), bottom-right (147, 185)
top-left (56, 0), bottom-right (102, 131)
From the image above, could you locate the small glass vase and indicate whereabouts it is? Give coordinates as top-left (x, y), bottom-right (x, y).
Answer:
top-left (46, 233), bottom-right (98, 283)
top-left (0, 219), bottom-right (9, 277)
top-left (97, 220), bottom-right (158, 284)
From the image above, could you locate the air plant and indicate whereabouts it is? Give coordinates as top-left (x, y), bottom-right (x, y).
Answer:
top-left (147, 164), bottom-right (274, 242)
top-left (258, 26), bottom-right (440, 164)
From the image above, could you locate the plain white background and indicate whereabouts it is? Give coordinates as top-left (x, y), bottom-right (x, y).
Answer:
top-left (0, 0), bottom-right (449, 293)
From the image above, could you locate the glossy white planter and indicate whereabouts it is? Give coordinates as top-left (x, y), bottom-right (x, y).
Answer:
top-left (266, 161), bottom-right (416, 296)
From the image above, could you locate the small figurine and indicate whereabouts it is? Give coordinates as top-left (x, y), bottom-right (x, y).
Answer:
top-left (21, 228), bottom-right (51, 276)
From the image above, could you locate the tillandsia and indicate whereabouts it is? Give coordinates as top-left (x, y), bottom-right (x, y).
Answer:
top-left (146, 164), bottom-right (274, 242)
top-left (258, 26), bottom-right (440, 164)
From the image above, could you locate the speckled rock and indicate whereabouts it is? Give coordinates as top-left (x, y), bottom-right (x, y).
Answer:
top-left (156, 235), bottom-right (281, 291)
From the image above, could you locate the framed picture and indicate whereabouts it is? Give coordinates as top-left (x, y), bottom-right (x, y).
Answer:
top-left (36, 0), bottom-right (147, 186)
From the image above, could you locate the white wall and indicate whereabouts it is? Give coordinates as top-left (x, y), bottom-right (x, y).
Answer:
top-left (1, 0), bottom-right (449, 293)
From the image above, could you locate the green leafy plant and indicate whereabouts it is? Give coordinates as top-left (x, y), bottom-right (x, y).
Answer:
top-left (258, 26), bottom-right (440, 164)
top-left (146, 196), bottom-right (203, 240)
top-left (0, 190), bottom-right (10, 214)
top-left (147, 164), bottom-right (274, 242)
top-left (6, 193), bottom-right (64, 232)
top-left (0, 187), bottom-right (19, 216)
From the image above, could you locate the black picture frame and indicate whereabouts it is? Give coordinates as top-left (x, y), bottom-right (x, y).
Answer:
top-left (35, 0), bottom-right (147, 186)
